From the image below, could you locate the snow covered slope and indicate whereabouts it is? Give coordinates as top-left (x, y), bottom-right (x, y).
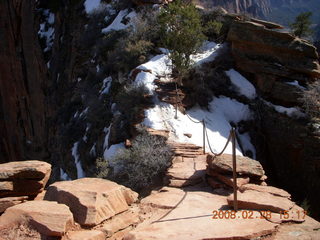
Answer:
top-left (134, 42), bottom-right (257, 158)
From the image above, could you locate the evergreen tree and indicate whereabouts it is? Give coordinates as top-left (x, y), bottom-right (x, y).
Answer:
top-left (158, 0), bottom-right (206, 79)
top-left (290, 12), bottom-right (313, 38)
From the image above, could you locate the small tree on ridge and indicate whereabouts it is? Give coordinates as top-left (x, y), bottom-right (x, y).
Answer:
top-left (290, 12), bottom-right (313, 39)
top-left (158, 0), bottom-right (206, 81)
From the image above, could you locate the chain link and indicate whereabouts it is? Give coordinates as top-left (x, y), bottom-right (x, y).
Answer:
top-left (174, 82), bottom-right (234, 156)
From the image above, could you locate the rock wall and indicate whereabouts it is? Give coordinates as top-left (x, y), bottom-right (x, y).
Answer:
top-left (227, 20), bottom-right (320, 106)
top-left (0, 0), bottom-right (49, 163)
top-left (226, 18), bottom-right (320, 218)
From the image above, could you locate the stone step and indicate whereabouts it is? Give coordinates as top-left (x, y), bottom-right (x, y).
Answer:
top-left (227, 190), bottom-right (295, 213)
top-left (165, 155), bottom-right (207, 188)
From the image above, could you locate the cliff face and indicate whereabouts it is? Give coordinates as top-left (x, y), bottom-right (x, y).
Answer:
top-left (227, 20), bottom-right (320, 105)
top-left (226, 18), bottom-right (320, 217)
top-left (0, 0), bottom-right (49, 163)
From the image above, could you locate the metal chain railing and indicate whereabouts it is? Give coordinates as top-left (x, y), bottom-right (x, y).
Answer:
top-left (173, 82), bottom-right (238, 211)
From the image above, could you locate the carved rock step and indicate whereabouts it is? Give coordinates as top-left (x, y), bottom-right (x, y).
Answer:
top-left (165, 155), bottom-right (207, 188)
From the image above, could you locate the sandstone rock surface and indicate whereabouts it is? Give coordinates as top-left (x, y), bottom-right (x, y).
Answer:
top-left (45, 178), bottom-right (138, 226)
top-left (129, 186), bottom-right (279, 239)
top-left (64, 230), bottom-right (105, 240)
top-left (239, 183), bottom-right (291, 198)
top-left (100, 210), bottom-right (141, 237)
top-left (0, 200), bottom-right (73, 237)
top-left (207, 154), bottom-right (265, 177)
top-left (0, 160), bottom-right (51, 212)
top-left (0, 160), bottom-right (51, 180)
top-left (227, 21), bottom-right (320, 79)
top-left (227, 190), bottom-right (295, 213)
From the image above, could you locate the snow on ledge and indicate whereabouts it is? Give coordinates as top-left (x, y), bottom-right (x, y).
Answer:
top-left (190, 41), bottom-right (223, 65)
top-left (102, 9), bottom-right (137, 33)
top-left (143, 97), bottom-right (254, 156)
top-left (225, 69), bottom-right (257, 100)
top-left (264, 100), bottom-right (305, 118)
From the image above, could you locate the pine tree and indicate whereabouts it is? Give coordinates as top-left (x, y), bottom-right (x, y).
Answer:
top-left (290, 12), bottom-right (313, 38)
top-left (158, 0), bottom-right (206, 79)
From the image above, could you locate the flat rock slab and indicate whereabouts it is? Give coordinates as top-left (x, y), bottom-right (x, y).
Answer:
top-left (274, 214), bottom-right (320, 240)
top-left (0, 160), bottom-right (51, 180)
top-left (45, 178), bottom-right (138, 226)
top-left (0, 200), bottom-right (73, 237)
top-left (227, 190), bottom-right (295, 213)
top-left (64, 230), bottom-right (105, 240)
top-left (0, 196), bottom-right (28, 212)
top-left (129, 187), bottom-right (278, 240)
top-left (240, 184), bottom-right (291, 198)
top-left (207, 154), bottom-right (265, 178)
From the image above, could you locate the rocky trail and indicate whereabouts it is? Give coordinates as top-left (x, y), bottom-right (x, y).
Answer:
top-left (0, 140), bottom-right (319, 239)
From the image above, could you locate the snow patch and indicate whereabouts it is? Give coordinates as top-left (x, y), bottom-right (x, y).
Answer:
top-left (100, 77), bottom-right (112, 95)
top-left (143, 97), bottom-right (253, 156)
top-left (137, 54), bottom-right (172, 77)
top-left (191, 41), bottom-right (223, 65)
top-left (38, 10), bottom-right (55, 52)
top-left (286, 80), bottom-right (306, 90)
top-left (60, 168), bottom-right (71, 181)
top-left (104, 143), bottom-right (125, 160)
top-left (102, 10), bottom-right (137, 33)
top-left (264, 100), bottom-right (305, 118)
top-left (225, 69), bottom-right (257, 99)
top-left (90, 143), bottom-right (97, 157)
top-left (84, 0), bottom-right (101, 14)
top-left (71, 142), bottom-right (85, 179)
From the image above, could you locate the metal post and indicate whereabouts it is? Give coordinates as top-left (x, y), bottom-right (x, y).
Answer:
top-left (175, 83), bottom-right (178, 119)
top-left (175, 102), bottom-right (178, 119)
top-left (202, 120), bottom-right (205, 154)
top-left (231, 127), bottom-right (238, 211)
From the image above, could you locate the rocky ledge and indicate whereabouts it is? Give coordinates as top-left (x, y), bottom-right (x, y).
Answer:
top-left (0, 158), bottom-right (319, 240)
top-left (227, 19), bottom-right (320, 106)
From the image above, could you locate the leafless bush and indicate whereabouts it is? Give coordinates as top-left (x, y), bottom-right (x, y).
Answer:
top-left (110, 129), bottom-right (173, 191)
top-left (301, 80), bottom-right (320, 119)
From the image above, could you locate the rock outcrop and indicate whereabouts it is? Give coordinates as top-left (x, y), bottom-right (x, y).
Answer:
top-left (206, 154), bottom-right (267, 189)
top-left (227, 20), bottom-right (320, 106)
top-left (0, 200), bottom-right (74, 237)
top-left (44, 178), bottom-right (138, 226)
top-left (0, 160), bottom-right (51, 212)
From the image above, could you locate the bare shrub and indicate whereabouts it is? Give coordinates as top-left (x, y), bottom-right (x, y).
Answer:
top-left (301, 80), bottom-right (320, 119)
top-left (93, 157), bottom-right (110, 178)
top-left (115, 83), bottom-right (151, 123)
top-left (110, 129), bottom-right (173, 191)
